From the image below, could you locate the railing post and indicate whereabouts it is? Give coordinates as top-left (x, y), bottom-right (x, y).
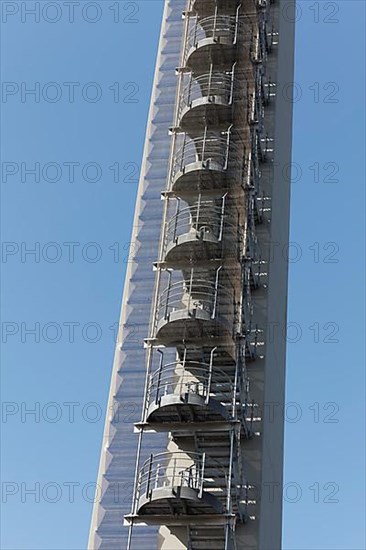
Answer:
top-left (226, 430), bottom-right (235, 516)
top-left (230, 62), bottom-right (236, 104)
top-left (195, 193), bottom-right (202, 232)
top-left (144, 374), bottom-right (152, 422)
top-left (146, 454), bottom-right (153, 499)
top-left (155, 349), bottom-right (164, 406)
top-left (188, 72), bottom-right (193, 107)
top-left (193, 14), bottom-right (198, 48)
top-left (180, 347), bottom-right (187, 396)
top-left (213, 7), bottom-right (218, 41)
top-left (173, 198), bottom-right (181, 243)
top-left (181, 133), bottom-right (187, 172)
top-left (219, 192), bottom-right (227, 241)
top-left (212, 265), bottom-right (222, 319)
top-left (198, 453), bottom-right (205, 498)
top-left (172, 456), bottom-right (177, 488)
top-left (234, 5), bottom-right (241, 45)
top-left (155, 465), bottom-right (160, 489)
top-left (224, 124), bottom-right (233, 169)
top-left (201, 125), bottom-right (208, 166)
top-left (188, 466), bottom-right (193, 488)
top-left (164, 270), bottom-right (172, 321)
top-left (188, 268), bottom-right (194, 315)
top-left (208, 63), bottom-right (213, 98)
top-left (206, 346), bottom-right (217, 405)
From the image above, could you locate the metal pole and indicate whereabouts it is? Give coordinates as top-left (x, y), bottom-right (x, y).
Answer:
top-left (155, 349), bottom-right (164, 406)
top-left (188, 267), bottom-right (194, 315)
top-left (173, 198), bottom-right (181, 243)
top-left (146, 454), bottom-right (154, 499)
top-left (219, 192), bottom-right (227, 241)
top-left (206, 346), bottom-right (217, 405)
top-left (212, 265), bottom-right (222, 319)
top-left (213, 7), bottom-right (218, 41)
top-left (180, 346), bottom-right (187, 397)
top-left (195, 193), bottom-right (202, 232)
top-left (198, 452), bottom-right (205, 499)
top-left (230, 62), bottom-right (236, 104)
top-left (208, 62), bottom-right (213, 98)
top-left (225, 124), bottom-right (233, 170)
top-left (234, 5), bottom-right (242, 45)
top-left (201, 125), bottom-right (208, 166)
top-left (164, 270), bottom-right (172, 321)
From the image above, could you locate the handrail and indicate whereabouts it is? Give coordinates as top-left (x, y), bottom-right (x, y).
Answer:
top-left (155, 349), bottom-right (164, 406)
top-left (224, 124), bottom-right (233, 170)
top-left (205, 347), bottom-right (217, 405)
top-left (136, 451), bottom-right (229, 504)
top-left (165, 197), bottom-right (237, 246)
top-left (171, 129), bottom-right (241, 183)
top-left (158, 277), bottom-right (234, 321)
top-left (186, 14), bottom-right (240, 54)
top-left (145, 454), bottom-right (153, 498)
top-left (149, 359), bottom-right (232, 388)
top-left (234, 4), bottom-right (241, 44)
top-left (218, 193), bottom-right (227, 241)
top-left (212, 265), bottom-right (222, 319)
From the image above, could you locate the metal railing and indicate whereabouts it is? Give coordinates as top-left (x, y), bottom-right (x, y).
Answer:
top-left (188, 0), bottom-right (242, 13)
top-left (157, 267), bottom-right (235, 327)
top-left (171, 127), bottom-right (240, 183)
top-left (178, 65), bottom-right (236, 120)
top-left (147, 358), bottom-right (233, 411)
top-left (185, 11), bottom-right (242, 61)
top-left (136, 451), bottom-right (230, 509)
top-left (165, 195), bottom-right (240, 253)
top-left (137, 452), bottom-right (207, 502)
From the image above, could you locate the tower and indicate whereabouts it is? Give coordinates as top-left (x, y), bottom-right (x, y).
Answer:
top-left (88, 1), bottom-right (295, 549)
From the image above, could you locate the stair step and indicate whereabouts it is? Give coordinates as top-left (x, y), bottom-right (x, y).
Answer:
top-left (189, 526), bottom-right (226, 549)
top-left (190, 544), bottom-right (224, 550)
top-left (191, 534), bottom-right (225, 540)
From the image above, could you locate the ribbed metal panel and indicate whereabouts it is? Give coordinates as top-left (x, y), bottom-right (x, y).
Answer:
top-left (88, 3), bottom-right (186, 549)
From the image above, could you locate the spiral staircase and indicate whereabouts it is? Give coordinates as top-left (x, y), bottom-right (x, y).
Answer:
top-left (125, 1), bottom-right (276, 548)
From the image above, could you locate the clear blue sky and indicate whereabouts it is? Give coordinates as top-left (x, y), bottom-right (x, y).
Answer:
top-left (1, 2), bottom-right (365, 549)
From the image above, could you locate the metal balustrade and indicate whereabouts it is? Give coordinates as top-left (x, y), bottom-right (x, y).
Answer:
top-left (164, 195), bottom-right (240, 262)
top-left (178, 66), bottom-right (236, 129)
top-left (173, 131), bottom-right (231, 173)
top-left (171, 127), bottom-right (242, 194)
top-left (145, 354), bottom-right (234, 423)
top-left (135, 451), bottom-right (227, 517)
top-left (158, 268), bottom-right (235, 322)
top-left (189, 0), bottom-right (242, 17)
top-left (142, 346), bottom-right (253, 431)
top-left (138, 452), bottom-right (204, 497)
top-left (184, 11), bottom-right (243, 70)
top-left (155, 268), bottom-right (236, 343)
